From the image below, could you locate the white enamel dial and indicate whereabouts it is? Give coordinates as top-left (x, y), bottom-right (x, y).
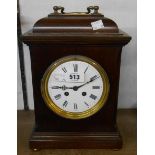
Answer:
top-left (48, 60), bottom-right (103, 113)
top-left (41, 56), bottom-right (110, 119)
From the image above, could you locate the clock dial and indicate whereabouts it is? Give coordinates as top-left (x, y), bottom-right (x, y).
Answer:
top-left (41, 55), bottom-right (110, 119)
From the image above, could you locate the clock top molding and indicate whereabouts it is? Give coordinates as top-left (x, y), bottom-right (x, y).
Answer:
top-left (22, 6), bottom-right (131, 45)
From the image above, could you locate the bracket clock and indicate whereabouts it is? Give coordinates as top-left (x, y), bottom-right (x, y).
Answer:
top-left (22, 6), bottom-right (131, 150)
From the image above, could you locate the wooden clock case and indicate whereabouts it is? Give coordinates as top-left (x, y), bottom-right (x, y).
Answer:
top-left (22, 6), bottom-right (131, 150)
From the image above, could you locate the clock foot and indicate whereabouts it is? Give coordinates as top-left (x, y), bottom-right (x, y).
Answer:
top-left (33, 148), bottom-right (40, 151)
top-left (112, 149), bottom-right (120, 151)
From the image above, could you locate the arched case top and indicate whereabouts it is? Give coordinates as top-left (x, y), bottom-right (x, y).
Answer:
top-left (22, 6), bottom-right (131, 45)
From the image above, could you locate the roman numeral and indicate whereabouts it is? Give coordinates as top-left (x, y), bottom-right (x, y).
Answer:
top-left (63, 101), bottom-right (68, 107)
top-left (73, 64), bottom-right (78, 72)
top-left (84, 66), bottom-right (89, 73)
top-left (54, 94), bottom-right (61, 100)
top-left (92, 86), bottom-right (100, 89)
top-left (90, 94), bottom-right (97, 100)
top-left (84, 102), bottom-right (89, 107)
top-left (74, 103), bottom-right (78, 110)
top-left (62, 67), bottom-right (67, 73)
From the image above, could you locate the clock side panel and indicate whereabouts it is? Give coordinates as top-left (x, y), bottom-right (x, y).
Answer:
top-left (29, 45), bottom-right (122, 132)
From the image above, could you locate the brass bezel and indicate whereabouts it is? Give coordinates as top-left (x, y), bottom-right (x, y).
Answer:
top-left (41, 55), bottom-right (110, 120)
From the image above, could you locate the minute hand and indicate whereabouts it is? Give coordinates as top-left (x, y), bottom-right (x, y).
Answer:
top-left (73, 75), bottom-right (99, 91)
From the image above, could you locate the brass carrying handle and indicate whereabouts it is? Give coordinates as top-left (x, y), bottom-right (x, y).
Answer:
top-left (52, 6), bottom-right (100, 15)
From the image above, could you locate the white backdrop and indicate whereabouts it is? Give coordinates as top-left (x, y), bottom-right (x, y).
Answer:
top-left (17, 0), bottom-right (137, 109)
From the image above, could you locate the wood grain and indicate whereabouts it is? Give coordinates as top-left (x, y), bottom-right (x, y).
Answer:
top-left (17, 109), bottom-right (136, 155)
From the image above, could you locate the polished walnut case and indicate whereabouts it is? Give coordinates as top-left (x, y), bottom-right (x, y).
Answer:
top-left (22, 6), bottom-right (131, 150)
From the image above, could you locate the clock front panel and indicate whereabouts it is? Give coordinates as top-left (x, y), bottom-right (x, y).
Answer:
top-left (30, 45), bottom-right (122, 131)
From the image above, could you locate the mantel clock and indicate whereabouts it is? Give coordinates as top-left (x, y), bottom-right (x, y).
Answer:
top-left (22, 6), bottom-right (131, 150)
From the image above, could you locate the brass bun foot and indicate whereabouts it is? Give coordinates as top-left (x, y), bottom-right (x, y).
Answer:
top-left (113, 149), bottom-right (120, 151)
top-left (33, 148), bottom-right (40, 151)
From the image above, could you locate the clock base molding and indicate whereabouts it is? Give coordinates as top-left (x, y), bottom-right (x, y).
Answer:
top-left (29, 129), bottom-right (122, 150)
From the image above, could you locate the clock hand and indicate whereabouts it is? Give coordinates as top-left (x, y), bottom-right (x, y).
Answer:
top-left (51, 75), bottom-right (99, 91)
top-left (51, 86), bottom-right (62, 89)
top-left (73, 75), bottom-right (100, 91)
top-left (89, 75), bottom-right (100, 82)
top-left (51, 85), bottom-right (73, 90)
